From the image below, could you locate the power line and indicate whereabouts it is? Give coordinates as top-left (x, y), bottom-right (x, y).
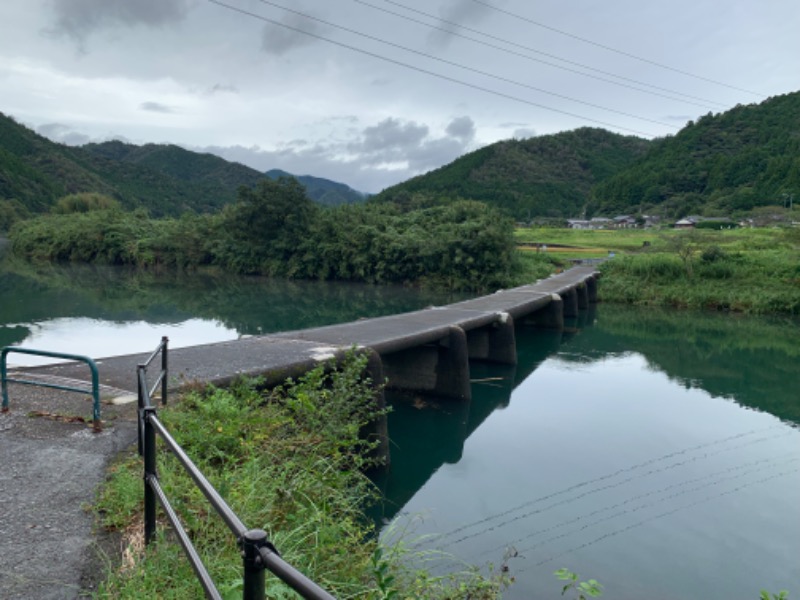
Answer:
top-left (207, 0), bottom-right (662, 137)
top-left (430, 429), bottom-right (790, 551)
top-left (517, 464), bottom-right (800, 573)
top-left (250, 0), bottom-right (677, 129)
top-left (468, 0), bottom-right (767, 98)
top-left (410, 425), bottom-right (782, 547)
top-left (366, 0), bottom-right (727, 110)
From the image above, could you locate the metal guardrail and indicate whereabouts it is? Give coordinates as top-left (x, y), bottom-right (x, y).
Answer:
top-left (137, 337), bottom-right (335, 600)
top-left (1, 346), bottom-right (102, 432)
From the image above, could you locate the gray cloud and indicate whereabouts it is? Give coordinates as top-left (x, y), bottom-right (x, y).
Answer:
top-left (197, 116), bottom-right (476, 192)
top-left (429, 0), bottom-right (491, 47)
top-left (445, 116), bottom-right (475, 141)
top-left (358, 118), bottom-right (430, 155)
top-left (35, 122), bottom-right (133, 146)
top-left (36, 122), bottom-right (91, 146)
top-left (261, 13), bottom-right (323, 56)
top-left (513, 127), bottom-right (537, 139)
top-left (49, 0), bottom-right (190, 43)
top-left (140, 101), bottom-right (175, 114)
top-left (208, 83), bottom-right (239, 95)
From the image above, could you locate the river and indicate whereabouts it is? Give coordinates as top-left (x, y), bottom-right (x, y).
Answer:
top-left (1, 256), bottom-right (798, 597)
top-left (374, 307), bottom-right (800, 599)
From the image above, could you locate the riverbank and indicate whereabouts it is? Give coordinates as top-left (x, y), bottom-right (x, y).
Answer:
top-left (516, 227), bottom-right (800, 314)
top-left (93, 354), bottom-right (511, 598)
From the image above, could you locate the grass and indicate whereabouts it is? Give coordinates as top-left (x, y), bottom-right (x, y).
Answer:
top-left (93, 353), bottom-right (510, 599)
top-left (514, 227), bottom-right (662, 253)
top-left (513, 226), bottom-right (800, 314)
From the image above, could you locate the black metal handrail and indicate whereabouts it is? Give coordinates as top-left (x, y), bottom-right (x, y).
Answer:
top-left (137, 338), bottom-right (335, 600)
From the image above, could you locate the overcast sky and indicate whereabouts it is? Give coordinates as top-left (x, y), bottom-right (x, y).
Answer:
top-left (1, 0), bottom-right (797, 193)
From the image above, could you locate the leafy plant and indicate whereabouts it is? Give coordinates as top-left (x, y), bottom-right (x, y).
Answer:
top-left (554, 568), bottom-right (603, 599)
top-left (760, 591), bottom-right (789, 600)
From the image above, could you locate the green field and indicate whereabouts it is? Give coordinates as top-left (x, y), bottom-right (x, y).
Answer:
top-left (514, 226), bottom-right (800, 314)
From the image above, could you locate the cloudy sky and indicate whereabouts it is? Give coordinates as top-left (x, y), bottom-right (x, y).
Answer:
top-left (1, 0), bottom-right (797, 193)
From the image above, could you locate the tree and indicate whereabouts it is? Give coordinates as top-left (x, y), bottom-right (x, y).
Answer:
top-left (220, 177), bottom-right (317, 274)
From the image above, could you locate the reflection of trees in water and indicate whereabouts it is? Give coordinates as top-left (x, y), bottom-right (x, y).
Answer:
top-left (372, 306), bottom-right (800, 525)
top-left (0, 260), bottom-right (467, 334)
top-left (560, 306), bottom-right (800, 426)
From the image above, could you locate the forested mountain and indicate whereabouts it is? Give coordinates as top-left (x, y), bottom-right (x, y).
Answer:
top-left (1, 112), bottom-right (113, 214)
top-left (82, 141), bottom-right (265, 190)
top-left (5, 90), bottom-right (799, 228)
top-left (0, 114), bottom-right (362, 228)
top-left (265, 169), bottom-right (366, 206)
top-left (0, 112), bottom-right (263, 219)
top-left (587, 92), bottom-right (800, 218)
top-left (374, 128), bottom-right (651, 219)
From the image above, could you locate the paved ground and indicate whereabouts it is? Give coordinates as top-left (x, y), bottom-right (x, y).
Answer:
top-left (0, 383), bottom-right (138, 599)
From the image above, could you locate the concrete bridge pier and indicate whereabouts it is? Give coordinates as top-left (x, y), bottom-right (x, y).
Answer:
top-left (586, 276), bottom-right (599, 303)
top-left (522, 294), bottom-right (564, 330)
top-left (360, 349), bottom-right (390, 464)
top-left (577, 282), bottom-right (590, 310)
top-left (380, 325), bottom-right (471, 401)
top-left (465, 313), bottom-right (517, 365)
top-left (561, 288), bottom-right (580, 318)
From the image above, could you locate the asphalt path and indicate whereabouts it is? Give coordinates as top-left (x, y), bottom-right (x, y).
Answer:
top-left (0, 383), bottom-right (138, 598)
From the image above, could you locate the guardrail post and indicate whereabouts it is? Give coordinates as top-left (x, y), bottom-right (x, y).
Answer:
top-left (1, 348), bottom-right (9, 413)
top-left (137, 365), bottom-right (146, 456)
top-left (143, 405), bottom-right (158, 545)
top-left (242, 529), bottom-right (267, 600)
top-left (161, 336), bottom-right (169, 406)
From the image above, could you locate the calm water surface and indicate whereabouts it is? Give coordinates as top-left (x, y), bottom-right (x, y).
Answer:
top-left (376, 307), bottom-right (800, 599)
top-left (0, 258), bottom-right (467, 365)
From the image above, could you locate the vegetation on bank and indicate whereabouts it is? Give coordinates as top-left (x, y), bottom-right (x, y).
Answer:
top-left (94, 353), bottom-right (510, 598)
top-left (9, 178), bottom-right (519, 292)
top-left (515, 226), bottom-right (800, 314)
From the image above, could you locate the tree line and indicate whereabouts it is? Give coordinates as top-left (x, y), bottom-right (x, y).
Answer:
top-left (9, 178), bottom-right (518, 292)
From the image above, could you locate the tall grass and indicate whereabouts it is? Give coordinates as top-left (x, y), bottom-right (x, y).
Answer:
top-left (599, 241), bottom-right (800, 314)
top-left (94, 353), bottom-right (509, 599)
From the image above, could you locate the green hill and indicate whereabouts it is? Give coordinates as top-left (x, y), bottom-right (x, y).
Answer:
top-left (0, 112), bottom-right (262, 219)
top-left (0, 112), bottom-right (114, 213)
top-left (82, 141), bottom-right (265, 191)
top-left (265, 169), bottom-right (366, 206)
top-left (374, 127), bottom-right (651, 219)
top-left (587, 91), bottom-right (800, 218)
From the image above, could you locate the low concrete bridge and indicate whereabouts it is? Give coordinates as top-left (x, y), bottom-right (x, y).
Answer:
top-left (0, 265), bottom-right (597, 597)
top-left (24, 265), bottom-right (599, 405)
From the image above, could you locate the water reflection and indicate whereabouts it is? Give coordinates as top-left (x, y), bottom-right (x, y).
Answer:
top-left (376, 305), bottom-right (800, 598)
top-left (0, 258), bottom-right (467, 364)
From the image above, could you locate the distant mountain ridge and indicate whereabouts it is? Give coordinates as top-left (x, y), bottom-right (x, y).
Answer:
top-left (376, 92), bottom-right (800, 220)
top-left (375, 128), bottom-right (651, 219)
top-left (0, 113), bottom-right (263, 218)
top-left (587, 91), bottom-right (800, 218)
top-left (265, 169), bottom-right (366, 206)
top-left (5, 90), bottom-right (799, 226)
top-left (0, 113), bottom-right (366, 224)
